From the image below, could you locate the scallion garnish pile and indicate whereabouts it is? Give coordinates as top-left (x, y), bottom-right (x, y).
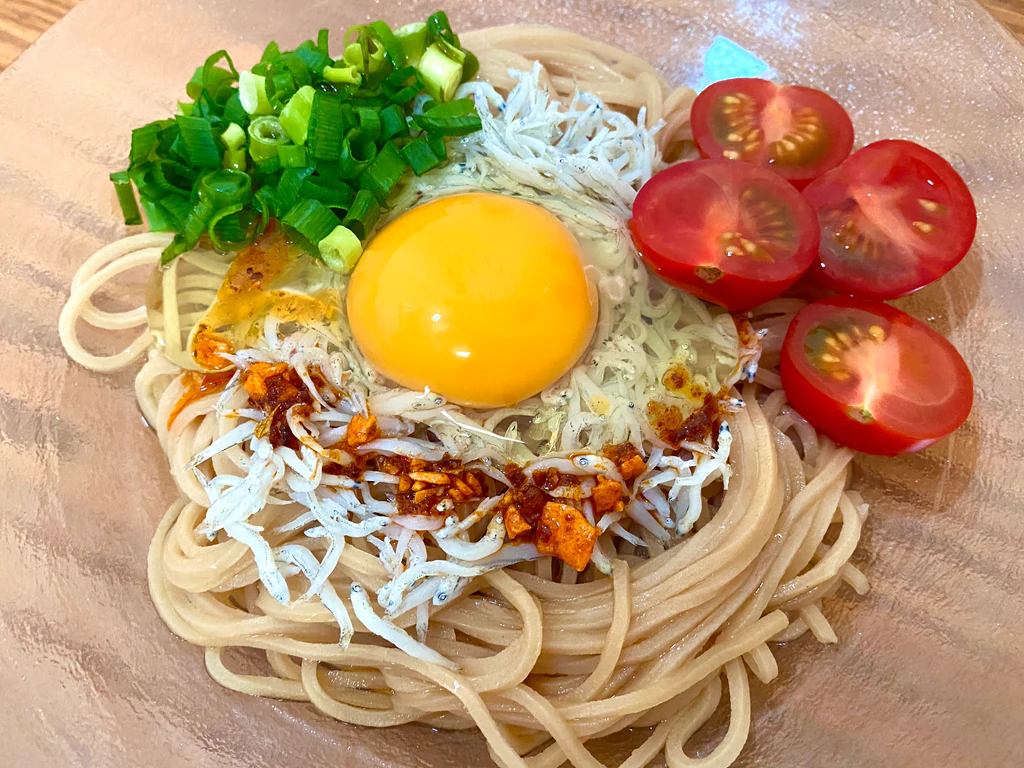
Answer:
top-left (110, 11), bottom-right (481, 273)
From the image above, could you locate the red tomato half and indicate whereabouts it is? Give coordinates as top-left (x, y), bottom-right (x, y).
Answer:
top-left (780, 296), bottom-right (973, 455)
top-left (630, 159), bottom-right (820, 311)
top-left (691, 78), bottom-right (854, 188)
top-left (802, 140), bottom-right (977, 300)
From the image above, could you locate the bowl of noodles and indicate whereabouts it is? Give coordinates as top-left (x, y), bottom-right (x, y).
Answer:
top-left (4, 0), bottom-right (1024, 767)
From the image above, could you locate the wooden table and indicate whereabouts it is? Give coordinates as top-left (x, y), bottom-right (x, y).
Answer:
top-left (1, 0), bottom-right (1022, 72)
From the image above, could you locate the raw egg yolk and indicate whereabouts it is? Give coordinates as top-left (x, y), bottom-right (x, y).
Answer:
top-left (346, 193), bottom-right (597, 408)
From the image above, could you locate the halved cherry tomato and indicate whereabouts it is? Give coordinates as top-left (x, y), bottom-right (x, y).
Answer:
top-left (630, 159), bottom-right (820, 311)
top-left (780, 296), bottom-right (973, 455)
top-left (690, 78), bottom-right (854, 189)
top-left (802, 140), bottom-right (977, 300)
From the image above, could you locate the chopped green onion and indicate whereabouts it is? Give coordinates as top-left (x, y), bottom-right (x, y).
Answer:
top-left (294, 40), bottom-right (331, 77)
top-left (340, 103), bottom-right (358, 134)
top-left (433, 38), bottom-right (467, 66)
top-left (128, 120), bottom-right (167, 169)
top-left (109, 171), bottom-right (142, 226)
top-left (423, 97), bottom-right (475, 118)
top-left (174, 115), bottom-right (222, 168)
top-left (253, 186), bottom-right (277, 230)
top-left (338, 131), bottom-right (377, 179)
top-left (301, 176), bottom-right (356, 208)
top-left (160, 195), bottom-right (214, 265)
top-left (198, 168), bottom-right (253, 207)
top-left (274, 166), bottom-right (314, 215)
top-left (279, 52), bottom-right (313, 89)
top-left (461, 49), bottom-right (480, 83)
top-left (118, 15), bottom-right (481, 270)
top-left (282, 198), bottom-right (341, 256)
top-left (318, 225), bottom-right (363, 273)
top-left (342, 189), bottom-right (381, 240)
top-left (359, 141), bottom-right (408, 200)
top-left (238, 71), bottom-right (273, 115)
top-left (367, 39), bottom-right (386, 73)
top-left (223, 147), bottom-right (247, 170)
top-left (149, 159), bottom-right (196, 196)
top-left (279, 85), bottom-right (316, 145)
top-left (323, 65), bottom-right (362, 85)
top-left (343, 42), bottom-right (364, 68)
top-left (307, 92), bottom-right (344, 163)
top-left (258, 40), bottom-right (280, 67)
top-left (208, 203), bottom-right (249, 251)
top-left (401, 137), bottom-right (441, 176)
top-left (426, 11), bottom-right (458, 46)
top-left (223, 91), bottom-right (247, 125)
top-left (267, 70), bottom-right (296, 105)
top-left (414, 97), bottom-right (481, 136)
top-left (368, 20), bottom-right (406, 68)
top-left (395, 22), bottom-right (428, 63)
top-left (140, 197), bottom-right (179, 232)
top-left (187, 50), bottom-right (238, 103)
top-left (220, 122), bottom-right (246, 152)
top-left (427, 131), bottom-right (447, 161)
top-left (254, 155), bottom-right (281, 175)
top-left (383, 67), bottom-right (423, 103)
top-left (247, 116), bottom-right (290, 162)
top-left (379, 103), bottom-right (408, 140)
top-left (418, 44), bottom-right (463, 102)
top-left (278, 144), bottom-right (308, 168)
top-left (356, 107), bottom-right (382, 141)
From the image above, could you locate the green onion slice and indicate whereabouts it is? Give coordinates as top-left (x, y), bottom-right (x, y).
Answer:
top-left (368, 20), bottom-right (406, 68)
top-left (342, 189), bottom-right (381, 240)
top-left (282, 198), bottom-right (341, 256)
top-left (279, 85), bottom-right (316, 145)
top-left (360, 141), bottom-right (408, 200)
top-left (414, 98), bottom-right (481, 136)
top-left (220, 122), bottom-right (246, 151)
top-left (356, 107), bottom-right (382, 141)
top-left (109, 171), bottom-right (142, 226)
top-left (238, 71), bottom-right (273, 115)
top-left (307, 92), bottom-right (345, 163)
top-left (401, 137), bottom-right (441, 176)
top-left (208, 203), bottom-right (251, 251)
top-left (275, 166), bottom-right (315, 215)
top-left (318, 225), bottom-right (363, 273)
top-left (247, 116), bottom-right (291, 162)
top-left (323, 65), bottom-right (362, 85)
top-left (395, 22), bottom-right (428, 63)
top-left (417, 44), bottom-right (463, 103)
top-left (278, 144), bottom-right (308, 168)
top-left (384, 66), bottom-right (424, 103)
top-left (174, 115), bottom-right (222, 168)
top-left (379, 103), bottom-right (408, 141)
top-left (301, 177), bottom-right (356, 209)
top-left (338, 130), bottom-right (377, 179)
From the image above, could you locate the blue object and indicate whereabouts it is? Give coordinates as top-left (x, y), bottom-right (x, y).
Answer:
top-left (697, 36), bottom-right (774, 91)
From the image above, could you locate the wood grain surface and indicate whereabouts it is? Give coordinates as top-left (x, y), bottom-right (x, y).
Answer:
top-left (0, 0), bottom-right (1023, 72)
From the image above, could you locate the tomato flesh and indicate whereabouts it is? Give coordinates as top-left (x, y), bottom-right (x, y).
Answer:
top-left (780, 296), bottom-right (973, 455)
top-left (802, 140), bottom-right (977, 300)
top-left (630, 159), bottom-right (820, 311)
top-left (691, 78), bottom-right (854, 188)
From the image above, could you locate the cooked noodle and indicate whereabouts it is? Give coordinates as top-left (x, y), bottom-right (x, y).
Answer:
top-left (58, 25), bottom-right (868, 768)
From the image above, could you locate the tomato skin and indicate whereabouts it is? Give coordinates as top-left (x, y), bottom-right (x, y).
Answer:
top-left (803, 140), bottom-right (978, 300)
top-left (690, 78), bottom-right (854, 189)
top-left (630, 160), bottom-right (820, 312)
top-left (780, 296), bottom-right (973, 456)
